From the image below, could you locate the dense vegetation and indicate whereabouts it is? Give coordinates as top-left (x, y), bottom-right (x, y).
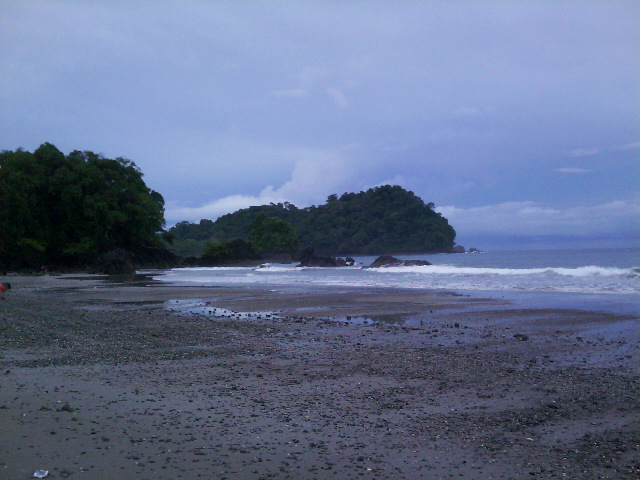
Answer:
top-left (0, 143), bottom-right (456, 269)
top-left (199, 239), bottom-right (259, 266)
top-left (170, 185), bottom-right (456, 256)
top-left (247, 213), bottom-right (299, 255)
top-left (0, 143), bottom-right (169, 270)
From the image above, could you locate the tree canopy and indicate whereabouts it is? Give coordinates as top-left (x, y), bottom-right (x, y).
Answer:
top-left (248, 213), bottom-right (298, 254)
top-left (0, 143), bottom-right (166, 269)
top-left (169, 185), bottom-right (456, 256)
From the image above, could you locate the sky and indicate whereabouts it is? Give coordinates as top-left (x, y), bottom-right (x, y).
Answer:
top-left (1, 1), bottom-right (638, 250)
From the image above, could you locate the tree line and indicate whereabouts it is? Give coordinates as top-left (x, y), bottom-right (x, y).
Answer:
top-left (1, 144), bottom-right (457, 270)
top-left (0, 143), bottom-right (167, 270)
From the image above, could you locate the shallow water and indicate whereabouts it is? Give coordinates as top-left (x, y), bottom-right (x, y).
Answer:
top-left (149, 248), bottom-right (639, 316)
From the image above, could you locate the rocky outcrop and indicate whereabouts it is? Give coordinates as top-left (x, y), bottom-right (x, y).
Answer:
top-left (92, 249), bottom-right (136, 275)
top-left (448, 245), bottom-right (466, 253)
top-left (133, 246), bottom-right (179, 269)
top-left (92, 246), bottom-right (178, 274)
top-left (297, 247), bottom-right (349, 267)
top-left (365, 255), bottom-right (431, 268)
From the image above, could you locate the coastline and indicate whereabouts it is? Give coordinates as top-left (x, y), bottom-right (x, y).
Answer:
top-left (0, 274), bottom-right (638, 479)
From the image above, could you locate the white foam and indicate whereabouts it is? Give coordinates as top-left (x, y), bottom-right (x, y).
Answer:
top-left (370, 265), bottom-right (636, 277)
top-left (168, 266), bottom-right (252, 272)
top-left (152, 261), bottom-right (640, 296)
top-left (253, 265), bottom-right (300, 272)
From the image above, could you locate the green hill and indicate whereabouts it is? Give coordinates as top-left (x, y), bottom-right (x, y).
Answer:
top-left (170, 185), bottom-right (456, 257)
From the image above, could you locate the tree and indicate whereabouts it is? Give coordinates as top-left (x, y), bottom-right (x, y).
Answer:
top-left (0, 143), bottom-right (167, 269)
top-left (248, 214), bottom-right (298, 254)
top-left (203, 241), bottom-right (232, 260)
top-left (201, 238), bottom-right (258, 265)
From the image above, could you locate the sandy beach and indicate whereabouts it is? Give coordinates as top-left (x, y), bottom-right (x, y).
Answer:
top-left (0, 274), bottom-right (638, 480)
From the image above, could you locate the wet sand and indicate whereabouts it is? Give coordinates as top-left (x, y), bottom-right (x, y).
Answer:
top-left (0, 274), bottom-right (638, 479)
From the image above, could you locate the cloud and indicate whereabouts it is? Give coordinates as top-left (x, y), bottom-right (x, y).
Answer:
top-left (614, 140), bottom-right (640, 151)
top-left (271, 88), bottom-right (309, 99)
top-left (455, 107), bottom-right (482, 116)
top-left (555, 167), bottom-right (592, 174)
top-left (1, 1), bottom-right (638, 248)
top-left (568, 139), bottom-right (640, 158)
top-left (569, 147), bottom-right (600, 157)
top-left (270, 66), bottom-right (329, 101)
top-left (326, 87), bottom-right (349, 108)
top-left (437, 197), bottom-right (640, 237)
top-left (165, 153), bottom-right (355, 224)
top-left (165, 191), bottom-right (284, 225)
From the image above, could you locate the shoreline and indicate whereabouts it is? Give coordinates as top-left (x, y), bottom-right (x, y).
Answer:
top-left (1, 274), bottom-right (638, 479)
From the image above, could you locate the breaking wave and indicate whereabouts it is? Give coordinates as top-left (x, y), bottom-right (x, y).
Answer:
top-left (152, 252), bottom-right (640, 297)
top-left (372, 265), bottom-right (638, 277)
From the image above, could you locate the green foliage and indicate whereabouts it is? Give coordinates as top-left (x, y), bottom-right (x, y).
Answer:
top-left (171, 239), bottom-right (207, 259)
top-left (201, 239), bottom-right (258, 265)
top-left (248, 214), bottom-right (298, 254)
top-left (169, 185), bottom-right (456, 255)
top-left (203, 241), bottom-right (232, 259)
top-left (0, 143), bottom-right (166, 269)
top-left (167, 219), bottom-right (217, 257)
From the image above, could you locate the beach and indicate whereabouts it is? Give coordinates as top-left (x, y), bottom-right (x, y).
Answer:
top-left (0, 274), bottom-right (638, 479)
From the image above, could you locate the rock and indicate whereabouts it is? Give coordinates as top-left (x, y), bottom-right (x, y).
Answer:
top-left (448, 245), bottom-right (466, 253)
top-left (58, 403), bottom-right (74, 412)
top-left (132, 245), bottom-right (178, 268)
top-left (367, 255), bottom-right (401, 268)
top-left (513, 333), bottom-right (529, 341)
top-left (297, 247), bottom-right (348, 267)
top-left (365, 256), bottom-right (431, 268)
top-left (91, 249), bottom-right (136, 275)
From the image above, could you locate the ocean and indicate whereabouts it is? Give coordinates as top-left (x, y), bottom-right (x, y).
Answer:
top-left (150, 248), bottom-right (639, 315)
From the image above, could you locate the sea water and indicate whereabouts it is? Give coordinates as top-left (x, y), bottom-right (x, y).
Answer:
top-left (150, 248), bottom-right (639, 315)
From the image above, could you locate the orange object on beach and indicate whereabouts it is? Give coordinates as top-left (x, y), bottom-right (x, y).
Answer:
top-left (0, 283), bottom-right (11, 298)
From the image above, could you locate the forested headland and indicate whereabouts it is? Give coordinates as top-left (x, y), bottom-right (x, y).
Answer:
top-left (1, 144), bottom-right (457, 271)
top-left (170, 185), bottom-right (457, 259)
top-left (0, 143), bottom-right (173, 272)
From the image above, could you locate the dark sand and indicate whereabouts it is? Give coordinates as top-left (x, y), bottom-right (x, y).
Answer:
top-left (0, 274), bottom-right (638, 479)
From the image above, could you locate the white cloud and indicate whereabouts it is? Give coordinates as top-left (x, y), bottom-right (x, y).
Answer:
top-left (569, 147), bottom-right (600, 157)
top-left (270, 66), bottom-right (329, 101)
top-left (568, 139), bottom-right (640, 158)
top-left (326, 87), bottom-right (349, 108)
top-left (437, 197), bottom-right (640, 237)
top-left (165, 191), bottom-right (284, 225)
top-left (455, 107), bottom-right (482, 116)
top-left (371, 174), bottom-right (408, 189)
top-left (165, 152), bottom-right (354, 224)
top-left (271, 88), bottom-right (309, 99)
top-left (614, 140), bottom-right (640, 151)
top-left (555, 167), bottom-right (592, 174)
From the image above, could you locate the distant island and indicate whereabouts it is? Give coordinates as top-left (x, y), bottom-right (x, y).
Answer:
top-left (169, 185), bottom-right (458, 260)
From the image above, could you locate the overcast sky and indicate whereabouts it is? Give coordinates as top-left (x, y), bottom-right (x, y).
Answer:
top-left (1, 1), bottom-right (638, 249)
